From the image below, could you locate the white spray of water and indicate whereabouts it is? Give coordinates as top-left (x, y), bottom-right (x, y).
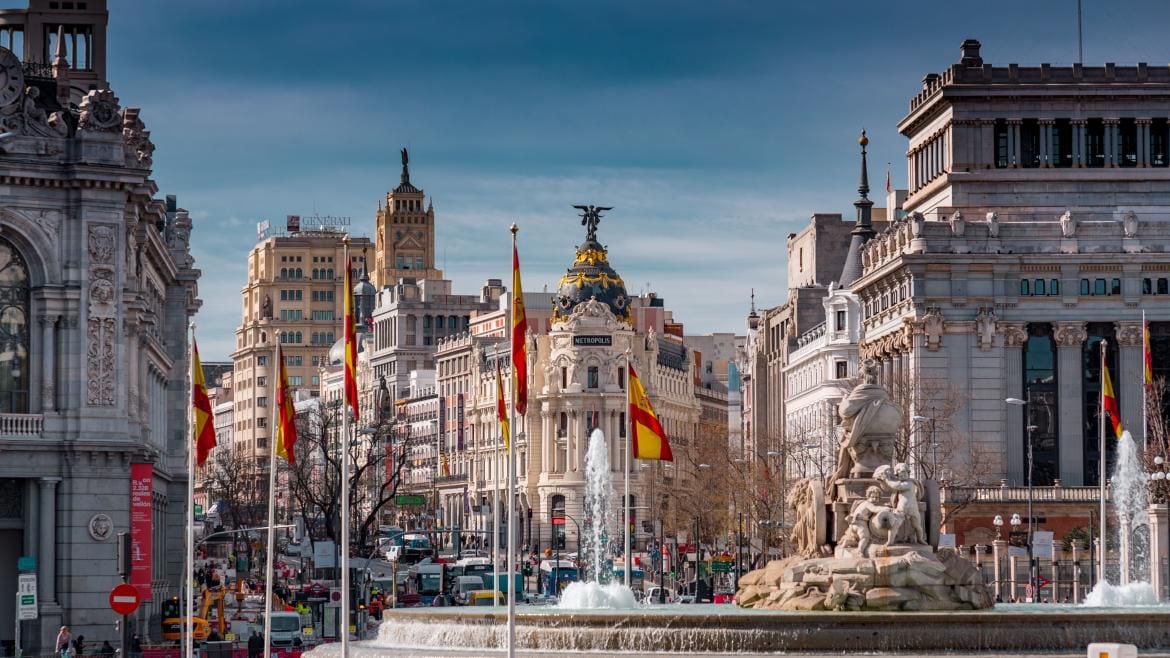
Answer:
top-left (556, 428), bottom-right (639, 610)
top-left (583, 428), bottom-right (612, 583)
top-left (1082, 430), bottom-right (1161, 606)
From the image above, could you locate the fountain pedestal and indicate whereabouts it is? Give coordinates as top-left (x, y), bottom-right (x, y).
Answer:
top-left (1149, 504), bottom-right (1169, 601)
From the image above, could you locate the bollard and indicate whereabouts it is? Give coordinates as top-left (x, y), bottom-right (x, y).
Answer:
top-left (1087, 643), bottom-right (1137, 658)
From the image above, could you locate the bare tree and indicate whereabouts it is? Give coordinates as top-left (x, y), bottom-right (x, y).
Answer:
top-left (287, 398), bottom-right (408, 556)
top-left (1144, 377), bottom-right (1170, 504)
top-left (202, 444), bottom-right (269, 564)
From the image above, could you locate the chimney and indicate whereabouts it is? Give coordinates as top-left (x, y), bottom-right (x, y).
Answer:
top-left (960, 39), bottom-right (983, 67)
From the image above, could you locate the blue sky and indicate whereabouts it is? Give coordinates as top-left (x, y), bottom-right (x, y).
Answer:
top-left (100, 0), bottom-right (1170, 361)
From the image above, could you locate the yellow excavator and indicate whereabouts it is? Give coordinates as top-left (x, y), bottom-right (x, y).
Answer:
top-left (161, 586), bottom-right (228, 643)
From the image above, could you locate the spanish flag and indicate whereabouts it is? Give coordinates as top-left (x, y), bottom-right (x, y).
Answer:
top-left (275, 343), bottom-right (298, 465)
top-left (629, 363), bottom-right (672, 461)
top-left (343, 246), bottom-right (360, 422)
top-left (1145, 319), bottom-right (1154, 386)
top-left (511, 242), bottom-right (528, 417)
top-left (192, 338), bottom-right (217, 466)
top-left (496, 360), bottom-right (510, 451)
top-left (1102, 354), bottom-right (1124, 438)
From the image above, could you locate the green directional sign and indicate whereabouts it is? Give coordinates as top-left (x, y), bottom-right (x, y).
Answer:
top-left (711, 560), bottom-right (733, 573)
top-left (195, 504), bottom-right (203, 516)
top-left (395, 495), bottom-right (426, 506)
top-left (20, 595), bottom-right (34, 605)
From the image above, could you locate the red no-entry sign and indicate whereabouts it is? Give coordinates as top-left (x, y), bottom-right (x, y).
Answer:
top-left (109, 583), bottom-right (140, 616)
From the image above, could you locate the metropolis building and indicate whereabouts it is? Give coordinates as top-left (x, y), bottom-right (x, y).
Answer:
top-left (0, 0), bottom-right (201, 652)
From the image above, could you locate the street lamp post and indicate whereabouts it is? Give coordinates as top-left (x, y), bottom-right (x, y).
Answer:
top-left (766, 450), bottom-right (782, 557)
top-left (910, 415), bottom-right (936, 480)
top-left (1006, 397), bottom-right (1040, 600)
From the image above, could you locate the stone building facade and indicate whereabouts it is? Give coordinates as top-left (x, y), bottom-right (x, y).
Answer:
top-left (843, 40), bottom-right (1170, 545)
top-left (0, 0), bottom-right (201, 650)
top-left (231, 229), bottom-right (371, 470)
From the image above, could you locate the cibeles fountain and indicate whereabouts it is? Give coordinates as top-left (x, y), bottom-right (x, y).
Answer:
top-left (306, 361), bottom-right (1170, 656)
top-left (735, 360), bottom-right (994, 611)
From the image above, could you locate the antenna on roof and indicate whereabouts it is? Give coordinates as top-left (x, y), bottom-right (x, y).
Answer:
top-left (1077, 0), bottom-right (1083, 64)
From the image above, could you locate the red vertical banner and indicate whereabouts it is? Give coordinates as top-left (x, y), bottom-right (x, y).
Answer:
top-left (129, 463), bottom-right (153, 599)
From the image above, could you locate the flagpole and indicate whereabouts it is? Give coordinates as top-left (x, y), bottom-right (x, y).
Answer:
top-left (492, 393), bottom-right (499, 607)
top-left (1144, 310), bottom-right (1149, 447)
top-left (1099, 338), bottom-right (1108, 586)
top-left (506, 223), bottom-right (518, 658)
top-left (185, 323), bottom-right (196, 658)
top-left (262, 342), bottom-right (280, 658)
top-left (624, 348), bottom-right (632, 588)
top-left (341, 239), bottom-right (352, 656)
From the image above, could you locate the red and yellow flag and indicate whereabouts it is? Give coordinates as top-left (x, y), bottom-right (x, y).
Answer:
top-left (441, 452), bottom-right (451, 478)
top-left (1145, 320), bottom-right (1154, 386)
top-left (496, 360), bottom-right (510, 451)
top-left (1102, 354), bottom-right (1124, 438)
top-left (275, 343), bottom-right (298, 465)
top-left (629, 363), bottom-right (672, 461)
top-left (343, 248), bottom-right (360, 422)
top-left (511, 242), bottom-right (528, 417)
top-left (192, 338), bottom-right (217, 466)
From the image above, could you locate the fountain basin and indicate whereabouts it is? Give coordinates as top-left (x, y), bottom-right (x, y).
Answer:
top-left (328, 605), bottom-right (1170, 654)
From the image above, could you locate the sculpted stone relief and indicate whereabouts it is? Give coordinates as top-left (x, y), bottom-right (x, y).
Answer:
top-left (87, 224), bottom-right (118, 406)
top-left (1059, 210), bottom-right (1076, 238)
top-left (974, 307), bottom-right (996, 351)
top-left (78, 89), bottom-right (122, 132)
top-left (985, 211), bottom-right (999, 238)
top-left (1123, 210), bottom-right (1139, 238)
top-left (922, 306), bottom-right (944, 351)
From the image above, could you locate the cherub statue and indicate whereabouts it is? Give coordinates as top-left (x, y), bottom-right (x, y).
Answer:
top-left (875, 462), bottom-right (926, 544)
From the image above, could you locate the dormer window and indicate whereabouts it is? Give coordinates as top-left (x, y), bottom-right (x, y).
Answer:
top-left (835, 310), bottom-right (846, 332)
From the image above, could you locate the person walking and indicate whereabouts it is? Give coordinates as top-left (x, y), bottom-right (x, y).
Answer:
top-left (73, 635), bottom-right (86, 656)
top-left (55, 626), bottom-right (72, 658)
top-left (98, 641), bottom-right (115, 656)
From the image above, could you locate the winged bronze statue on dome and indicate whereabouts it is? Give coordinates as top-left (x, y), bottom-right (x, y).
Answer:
top-left (572, 204), bottom-right (612, 241)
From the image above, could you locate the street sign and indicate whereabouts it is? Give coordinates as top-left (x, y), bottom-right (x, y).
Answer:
top-left (109, 583), bottom-right (141, 616)
top-left (195, 504), bottom-right (203, 516)
top-left (396, 495), bottom-right (426, 506)
top-left (1033, 531), bottom-right (1055, 559)
top-left (17, 556), bottom-right (35, 572)
top-left (17, 574), bottom-right (36, 620)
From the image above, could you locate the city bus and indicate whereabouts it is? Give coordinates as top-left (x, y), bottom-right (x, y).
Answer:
top-left (539, 559), bottom-right (578, 596)
top-left (455, 557), bottom-right (494, 589)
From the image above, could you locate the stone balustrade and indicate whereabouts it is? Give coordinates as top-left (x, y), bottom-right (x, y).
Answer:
top-left (0, 412), bottom-right (42, 436)
top-left (942, 484), bottom-right (1107, 504)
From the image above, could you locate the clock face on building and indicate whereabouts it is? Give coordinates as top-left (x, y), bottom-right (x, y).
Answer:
top-left (0, 48), bottom-right (24, 108)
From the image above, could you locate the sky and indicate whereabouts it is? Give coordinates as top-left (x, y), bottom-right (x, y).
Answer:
top-left (96, 0), bottom-right (1170, 361)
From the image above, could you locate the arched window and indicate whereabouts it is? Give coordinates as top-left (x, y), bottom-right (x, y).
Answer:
top-left (280, 268), bottom-right (288, 279)
top-left (0, 238), bottom-right (29, 413)
top-left (1034, 279), bottom-right (1045, 296)
top-left (327, 268), bottom-right (334, 280)
top-left (1020, 279), bottom-right (1030, 296)
top-left (1050, 279), bottom-right (1060, 295)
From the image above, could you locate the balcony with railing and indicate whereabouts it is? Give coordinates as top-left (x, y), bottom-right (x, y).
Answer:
top-left (0, 413), bottom-right (42, 437)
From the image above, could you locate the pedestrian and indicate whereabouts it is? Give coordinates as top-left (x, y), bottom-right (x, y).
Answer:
top-left (73, 635), bottom-right (86, 656)
top-left (56, 626), bottom-right (72, 658)
top-left (130, 635), bottom-right (142, 658)
top-left (247, 631), bottom-right (262, 658)
top-left (99, 641), bottom-right (115, 656)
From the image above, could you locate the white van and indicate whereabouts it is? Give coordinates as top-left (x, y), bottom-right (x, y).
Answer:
top-left (453, 575), bottom-right (485, 605)
top-left (268, 611), bottom-right (305, 648)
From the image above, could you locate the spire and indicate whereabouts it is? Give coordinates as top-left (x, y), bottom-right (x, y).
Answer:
top-left (53, 24), bottom-right (67, 66)
top-left (838, 130), bottom-right (877, 288)
top-left (747, 288), bottom-right (760, 330)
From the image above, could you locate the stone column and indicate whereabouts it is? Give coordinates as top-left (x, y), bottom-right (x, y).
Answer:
top-left (540, 410), bottom-right (550, 473)
top-left (1072, 119), bottom-right (1087, 167)
top-left (38, 316), bottom-right (55, 412)
top-left (23, 478), bottom-right (37, 556)
top-left (1008, 555), bottom-right (1021, 600)
top-left (1149, 504), bottom-right (1168, 601)
top-left (882, 357), bottom-right (893, 387)
top-left (1008, 119), bottom-right (1022, 167)
top-left (38, 478), bottom-right (59, 604)
top-left (1039, 119), bottom-right (1053, 167)
top-left (1116, 321), bottom-right (1145, 443)
top-left (1071, 540), bottom-right (1083, 603)
top-left (1055, 322), bottom-right (1088, 486)
top-left (1105, 118), bottom-right (1120, 167)
top-left (1001, 323), bottom-right (1028, 483)
top-left (992, 539), bottom-right (1007, 599)
top-left (1137, 118), bottom-right (1152, 167)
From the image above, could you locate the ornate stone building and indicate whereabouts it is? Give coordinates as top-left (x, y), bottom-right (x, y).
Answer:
top-left (0, 0), bottom-right (200, 651)
top-left (850, 39), bottom-right (1170, 543)
top-left (432, 216), bottom-right (703, 558)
